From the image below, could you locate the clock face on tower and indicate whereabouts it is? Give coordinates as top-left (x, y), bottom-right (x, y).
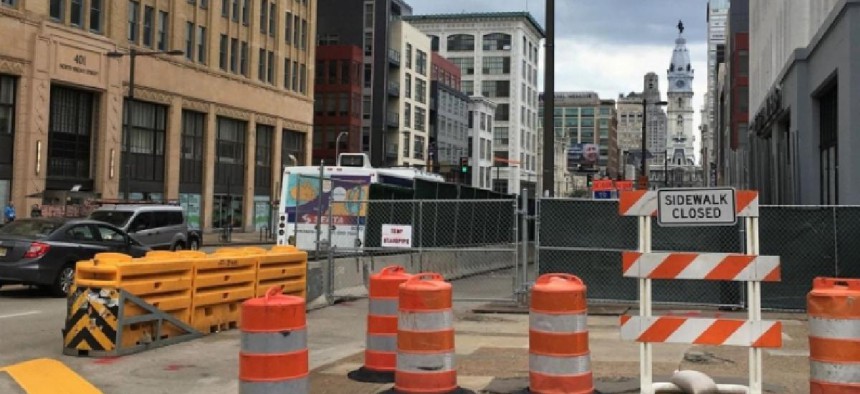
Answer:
top-left (675, 80), bottom-right (686, 89)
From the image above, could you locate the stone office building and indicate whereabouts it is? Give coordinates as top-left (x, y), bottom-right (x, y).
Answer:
top-left (0, 0), bottom-right (315, 231)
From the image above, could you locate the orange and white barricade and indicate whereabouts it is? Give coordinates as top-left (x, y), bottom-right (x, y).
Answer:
top-left (239, 287), bottom-right (308, 394)
top-left (618, 189), bottom-right (781, 394)
top-left (529, 274), bottom-right (593, 394)
top-left (349, 265), bottom-right (412, 383)
top-left (395, 273), bottom-right (457, 394)
top-left (808, 277), bottom-right (860, 393)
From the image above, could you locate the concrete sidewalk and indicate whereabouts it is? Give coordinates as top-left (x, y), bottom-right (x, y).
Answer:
top-left (52, 271), bottom-right (809, 394)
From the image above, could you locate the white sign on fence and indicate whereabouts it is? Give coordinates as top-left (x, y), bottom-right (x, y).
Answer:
top-left (657, 188), bottom-right (737, 227)
top-left (381, 224), bottom-right (413, 248)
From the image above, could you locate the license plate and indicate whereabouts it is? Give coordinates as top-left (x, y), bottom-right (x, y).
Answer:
top-left (0, 247), bottom-right (6, 257)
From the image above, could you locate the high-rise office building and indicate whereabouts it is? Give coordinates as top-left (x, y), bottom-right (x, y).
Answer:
top-left (403, 12), bottom-right (545, 196)
top-left (0, 0), bottom-right (315, 231)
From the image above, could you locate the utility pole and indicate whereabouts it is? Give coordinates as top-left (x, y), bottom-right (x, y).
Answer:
top-left (541, 0), bottom-right (555, 196)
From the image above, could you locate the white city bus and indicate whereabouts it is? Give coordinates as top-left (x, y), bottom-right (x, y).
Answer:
top-left (276, 153), bottom-right (444, 251)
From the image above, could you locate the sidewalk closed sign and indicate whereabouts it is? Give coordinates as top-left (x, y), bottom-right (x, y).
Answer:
top-left (657, 188), bottom-right (737, 227)
top-left (382, 224), bottom-right (412, 248)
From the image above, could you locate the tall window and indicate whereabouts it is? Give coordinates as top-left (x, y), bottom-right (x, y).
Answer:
top-left (267, 51), bottom-right (274, 84)
top-left (229, 38), bottom-right (238, 73)
top-left (819, 84), bottom-right (838, 205)
top-left (219, 34), bottom-right (228, 70)
top-left (405, 44), bottom-right (412, 69)
top-left (50, 0), bottom-right (64, 20)
top-left (222, 0), bottom-right (229, 17)
top-left (483, 33), bottom-right (512, 50)
top-left (299, 64), bottom-right (307, 93)
top-left (416, 50), bottom-right (427, 75)
top-left (89, 0), bottom-right (103, 32)
top-left (291, 61), bottom-right (298, 91)
top-left (128, 1), bottom-right (140, 43)
top-left (414, 136), bottom-right (425, 160)
top-left (185, 23), bottom-right (194, 60)
top-left (449, 58), bottom-right (474, 75)
top-left (414, 107), bottom-right (426, 131)
top-left (157, 11), bottom-right (168, 50)
top-left (300, 19), bottom-right (307, 50)
top-left (255, 125), bottom-right (273, 194)
top-left (123, 100), bottom-right (167, 184)
top-left (268, 2), bottom-right (276, 36)
top-left (258, 49), bottom-right (266, 81)
top-left (259, 0), bottom-right (267, 33)
top-left (429, 36), bottom-right (440, 51)
top-left (404, 103), bottom-right (411, 128)
top-left (495, 104), bottom-right (510, 121)
top-left (143, 6), bottom-right (154, 47)
top-left (282, 129), bottom-right (306, 166)
top-left (364, 3), bottom-right (373, 28)
top-left (197, 26), bottom-right (206, 63)
top-left (285, 12), bottom-right (292, 44)
top-left (415, 79), bottom-right (427, 103)
top-left (48, 87), bottom-right (94, 180)
top-left (404, 74), bottom-right (411, 98)
top-left (0, 76), bottom-right (14, 178)
top-left (242, 0), bottom-right (249, 24)
top-left (215, 116), bottom-right (246, 186)
top-left (482, 56), bottom-right (510, 75)
top-left (70, 0), bottom-right (82, 26)
top-left (447, 34), bottom-right (475, 52)
top-left (241, 41), bottom-right (249, 75)
top-left (232, 0), bottom-right (239, 21)
top-left (283, 56), bottom-right (291, 88)
top-left (180, 110), bottom-right (205, 190)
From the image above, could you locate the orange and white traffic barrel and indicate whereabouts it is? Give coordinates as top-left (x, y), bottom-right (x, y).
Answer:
top-left (529, 273), bottom-right (593, 394)
top-left (808, 277), bottom-right (860, 393)
top-left (350, 265), bottom-right (413, 383)
top-left (395, 273), bottom-right (457, 394)
top-left (239, 287), bottom-right (308, 394)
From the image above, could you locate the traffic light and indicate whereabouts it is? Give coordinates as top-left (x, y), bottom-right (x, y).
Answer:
top-left (460, 157), bottom-right (469, 173)
top-left (586, 174), bottom-right (593, 188)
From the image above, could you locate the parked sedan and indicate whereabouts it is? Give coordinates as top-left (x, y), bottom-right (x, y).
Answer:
top-left (0, 218), bottom-right (149, 297)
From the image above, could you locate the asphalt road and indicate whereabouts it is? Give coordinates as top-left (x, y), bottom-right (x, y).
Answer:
top-left (0, 245), bottom-right (243, 367)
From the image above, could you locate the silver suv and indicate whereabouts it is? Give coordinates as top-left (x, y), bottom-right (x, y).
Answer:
top-left (89, 205), bottom-right (190, 250)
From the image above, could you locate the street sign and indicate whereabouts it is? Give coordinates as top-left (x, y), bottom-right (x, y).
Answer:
top-left (593, 190), bottom-right (613, 200)
top-left (381, 224), bottom-right (412, 248)
top-left (657, 188), bottom-right (737, 227)
top-left (592, 180), bottom-right (614, 191)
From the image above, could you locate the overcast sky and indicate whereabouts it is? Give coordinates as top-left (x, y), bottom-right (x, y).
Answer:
top-left (409, 0), bottom-right (710, 158)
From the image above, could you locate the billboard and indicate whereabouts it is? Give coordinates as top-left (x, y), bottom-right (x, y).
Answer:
top-left (567, 143), bottom-right (599, 171)
top-left (284, 174), bottom-right (370, 250)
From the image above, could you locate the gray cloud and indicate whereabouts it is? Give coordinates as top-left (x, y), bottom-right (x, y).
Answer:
top-left (408, 0), bottom-right (709, 46)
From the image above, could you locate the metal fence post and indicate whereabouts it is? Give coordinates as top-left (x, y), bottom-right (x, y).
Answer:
top-left (534, 198), bottom-right (541, 279)
top-left (520, 189), bottom-right (529, 299)
top-left (418, 200), bottom-right (424, 273)
top-left (833, 206), bottom-right (839, 277)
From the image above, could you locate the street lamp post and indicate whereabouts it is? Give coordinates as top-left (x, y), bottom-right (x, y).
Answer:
top-left (107, 48), bottom-right (184, 201)
top-left (640, 99), bottom-right (668, 190)
top-left (334, 131), bottom-right (348, 164)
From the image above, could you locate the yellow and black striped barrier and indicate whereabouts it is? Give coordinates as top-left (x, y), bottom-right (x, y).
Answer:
top-left (62, 286), bottom-right (201, 357)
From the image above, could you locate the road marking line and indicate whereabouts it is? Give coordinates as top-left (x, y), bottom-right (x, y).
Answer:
top-left (0, 311), bottom-right (41, 320)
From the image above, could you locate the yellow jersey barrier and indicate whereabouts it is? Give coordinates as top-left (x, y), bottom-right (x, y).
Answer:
top-left (63, 246), bottom-right (308, 357)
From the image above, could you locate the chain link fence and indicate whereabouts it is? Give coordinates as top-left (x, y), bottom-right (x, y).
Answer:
top-left (536, 198), bottom-right (860, 311)
top-left (290, 196), bottom-right (521, 303)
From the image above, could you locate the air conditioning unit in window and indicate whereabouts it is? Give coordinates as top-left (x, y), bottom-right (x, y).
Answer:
top-left (503, 45), bottom-right (511, 50)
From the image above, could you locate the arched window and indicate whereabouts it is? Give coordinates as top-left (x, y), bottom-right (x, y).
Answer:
top-left (677, 97), bottom-right (683, 107)
top-left (447, 34), bottom-right (475, 52)
top-left (482, 33), bottom-right (512, 51)
top-left (429, 35), bottom-right (440, 52)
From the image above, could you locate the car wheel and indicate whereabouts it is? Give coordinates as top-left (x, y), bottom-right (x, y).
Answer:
top-left (51, 265), bottom-right (76, 298)
top-left (172, 241), bottom-right (185, 251)
top-left (189, 238), bottom-right (200, 250)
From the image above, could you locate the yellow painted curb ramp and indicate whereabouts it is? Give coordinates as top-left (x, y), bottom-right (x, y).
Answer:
top-left (0, 359), bottom-right (101, 394)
